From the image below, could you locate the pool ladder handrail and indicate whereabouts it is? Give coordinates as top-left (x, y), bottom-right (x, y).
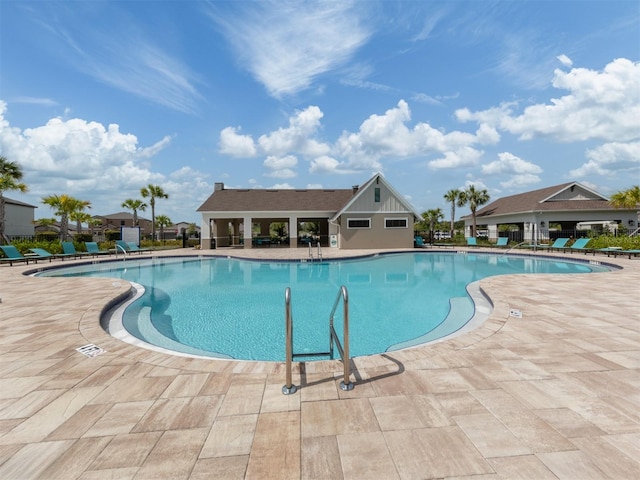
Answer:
top-left (308, 241), bottom-right (323, 262)
top-left (114, 243), bottom-right (128, 260)
top-left (282, 285), bottom-right (354, 395)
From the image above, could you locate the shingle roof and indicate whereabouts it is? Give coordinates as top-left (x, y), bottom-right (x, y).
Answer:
top-left (473, 182), bottom-right (620, 219)
top-left (197, 188), bottom-right (356, 212)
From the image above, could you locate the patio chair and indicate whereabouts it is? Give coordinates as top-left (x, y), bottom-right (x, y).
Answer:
top-left (28, 248), bottom-right (57, 262)
top-left (85, 242), bottom-right (110, 256)
top-left (0, 245), bottom-right (31, 265)
top-left (61, 241), bottom-right (90, 259)
top-left (466, 237), bottom-right (477, 246)
top-left (536, 238), bottom-right (570, 252)
top-left (567, 238), bottom-right (592, 254)
top-left (414, 236), bottom-right (429, 248)
top-left (496, 237), bottom-right (508, 247)
top-left (126, 242), bottom-right (152, 254)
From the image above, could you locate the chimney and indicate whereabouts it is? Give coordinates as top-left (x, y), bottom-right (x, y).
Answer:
top-left (214, 182), bottom-right (224, 191)
top-left (352, 185), bottom-right (359, 194)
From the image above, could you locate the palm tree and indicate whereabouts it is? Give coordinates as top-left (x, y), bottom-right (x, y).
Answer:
top-left (121, 198), bottom-right (147, 226)
top-left (611, 185), bottom-right (640, 232)
top-left (422, 208), bottom-right (444, 244)
top-left (0, 156), bottom-right (28, 243)
top-left (140, 184), bottom-right (169, 240)
top-left (155, 214), bottom-right (172, 244)
top-left (443, 188), bottom-right (462, 238)
top-left (70, 211), bottom-right (92, 238)
top-left (459, 185), bottom-right (490, 237)
top-left (41, 194), bottom-right (91, 241)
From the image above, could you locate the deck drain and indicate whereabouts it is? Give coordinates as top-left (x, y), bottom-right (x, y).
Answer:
top-left (76, 343), bottom-right (106, 357)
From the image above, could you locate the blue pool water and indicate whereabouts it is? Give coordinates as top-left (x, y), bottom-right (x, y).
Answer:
top-left (37, 252), bottom-right (610, 361)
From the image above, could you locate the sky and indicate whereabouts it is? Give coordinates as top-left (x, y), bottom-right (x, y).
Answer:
top-left (1, 0), bottom-right (639, 225)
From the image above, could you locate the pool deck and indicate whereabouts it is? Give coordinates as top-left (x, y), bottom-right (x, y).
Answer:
top-left (0, 246), bottom-right (638, 479)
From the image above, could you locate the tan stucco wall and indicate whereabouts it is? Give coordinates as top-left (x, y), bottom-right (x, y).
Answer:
top-left (339, 214), bottom-right (414, 249)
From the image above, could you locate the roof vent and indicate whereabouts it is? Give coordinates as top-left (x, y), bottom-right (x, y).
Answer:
top-left (214, 182), bottom-right (224, 191)
top-left (352, 185), bottom-right (359, 194)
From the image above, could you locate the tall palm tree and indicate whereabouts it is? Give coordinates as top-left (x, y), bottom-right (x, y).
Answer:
top-left (41, 194), bottom-right (91, 241)
top-left (155, 214), bottom-right (172, 244)
top-left (422, 208), bottom-right (444, 244)
top-left (121, 198), bottom-right (147, 226)
top-left (0, 156), bottom-right (28, 243)
top-left (140, 184), bottom-right (169, 240)
top-left (443, 188), bottom-right (462, 238)
top-left (459, 185), bottom-right (490, 237)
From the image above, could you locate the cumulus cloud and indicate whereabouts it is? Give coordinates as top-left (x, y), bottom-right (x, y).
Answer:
top-left (457, 58), bottom-right (640, 143)
top-left (263, 155), bottom-right (297, 178)
top-left (207, 1), bottom-right (371, 98)
top-left (569, 141), bottom-right (640, 177)
top-left (0, 101), bottom-right (212, 221)
top-left (481, 152), bottom-right (543, 188)
top-left (219, 126), bottom-right (257, 157)
top-left (257, 106), bottom-right (329, 157)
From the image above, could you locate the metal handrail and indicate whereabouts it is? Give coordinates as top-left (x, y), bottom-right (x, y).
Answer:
top-left (329, 285), bottom-right (353, 391)
top-left (282, 285), bottom-right (353, 395)
top-left (316, 242), bottom-right (323, 261)
top-left (282, 287), bottom-right (297, 395)
top-left (308, 241), bottom-right (313, 260)
top-left (114, 243), bottom-right (128, 260)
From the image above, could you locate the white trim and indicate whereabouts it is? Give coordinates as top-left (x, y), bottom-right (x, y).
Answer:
top-left (384, 217), bottom-right (409, 229)
top-left (347, 218), bottom-right (371, 229)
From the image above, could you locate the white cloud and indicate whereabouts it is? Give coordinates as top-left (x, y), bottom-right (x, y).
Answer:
top-left (219, 126), bottom-right (257, 157)
top-left (0, 101), bottom-right (211, 222)
top-left (557, 54), bottom-right (573, 67)
top-left (458, 58), bottom-right (640, 143)
top-left (263, 155), bottom-right (297, 178)
top-left (269, 182), bottom-right (294, 189)
top-left (569, 141), bottom-right (640, 177)
top-left (481, 152), bottom-right (542, 188)
top-left (481, 152), bottom-right (542, 175)
top-left (257, 106), bottom-right (329, 157)
top-left (428, 147), bottom-right (483, 170)
top-left (208, 1), bottom-right (371, 98)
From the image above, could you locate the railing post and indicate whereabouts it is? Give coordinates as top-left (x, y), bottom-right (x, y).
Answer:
top-left (282, 287), bottom-right (297, 395)
top-left (339, 285), bottom-right (354, 391)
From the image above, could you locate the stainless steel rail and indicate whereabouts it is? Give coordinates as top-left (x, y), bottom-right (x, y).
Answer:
top-left (282, 285), bottom-right (354, 395)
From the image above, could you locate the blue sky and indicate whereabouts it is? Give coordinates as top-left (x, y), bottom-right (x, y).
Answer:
top-left (1, 0), bottom-right (638, 225)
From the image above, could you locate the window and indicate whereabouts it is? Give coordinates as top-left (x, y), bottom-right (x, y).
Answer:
top-left (347, 218), bottom-right (371, 229)
top-left (384, 218), bottom-right (408, 228)
top-left (374, 187), bottom-right (380, 203)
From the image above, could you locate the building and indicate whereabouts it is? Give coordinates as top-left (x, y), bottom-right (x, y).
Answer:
top-left (93, 213), bottom-right (153, 239)
top-left (463, 182), bottom-right (637, 243)
top-left (2, 197), bottom-right (36, 239)
top-left (197, 173), bottom-right (422, 249)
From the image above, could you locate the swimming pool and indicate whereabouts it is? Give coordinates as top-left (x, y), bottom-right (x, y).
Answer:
top-left (36, 252), bottom-right (611, 361)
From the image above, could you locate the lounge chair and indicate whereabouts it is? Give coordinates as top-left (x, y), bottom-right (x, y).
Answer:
top-left (85, 242), bottom-right (110, 256)
top-left (0, 245), bottom-right (31, 265)
top-left (597, 247), bottom-right (640, 259)
top-left (415, 236), bottom-right (429, 248)
top-left (567, 238), bottom-right (592, 254)
top-left (61, 241), bottom-right (90, 259)
top-left (536, 238), bottom-right (570, 252)
top-left (28, 248), bottom-right (57, 262)
top-left (495, 237), bottom-right (508, 247)
top-left (466, 237), bottom-right (477, 246)
top-left (127, 242), bottom-right (152, 254)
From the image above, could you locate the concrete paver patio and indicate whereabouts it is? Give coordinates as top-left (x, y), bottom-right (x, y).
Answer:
top-left (0, 247), bottom-right (638, 479)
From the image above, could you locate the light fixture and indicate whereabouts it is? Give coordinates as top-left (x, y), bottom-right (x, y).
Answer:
top-left (540, 221), bottom-right (546, 228)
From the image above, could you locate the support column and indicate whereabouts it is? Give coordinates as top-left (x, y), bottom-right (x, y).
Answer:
top-left (243, 216), bottom-right (253, 249)
top-left (200, 216), bottom-right (212, 249)
top-left (289, 216), bottom-right (298, 248)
